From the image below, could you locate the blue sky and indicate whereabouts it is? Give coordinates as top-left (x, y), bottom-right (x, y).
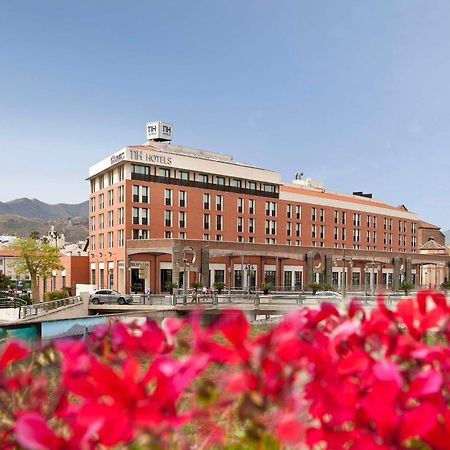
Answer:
top-left (1, 1), bottom-right (449, 229)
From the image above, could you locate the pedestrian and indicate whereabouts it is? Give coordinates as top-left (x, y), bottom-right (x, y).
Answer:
top-left (191, 288), bottom-right (198, 303)
top-left (146, 287), bottom-right (151, 304)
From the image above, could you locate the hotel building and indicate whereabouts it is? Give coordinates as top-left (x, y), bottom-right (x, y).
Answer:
top-left (87, 122), bottom-right (450, 294)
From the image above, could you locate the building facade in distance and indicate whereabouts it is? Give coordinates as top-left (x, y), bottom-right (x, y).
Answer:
top-left (87, 123), bottom-right (450, 294)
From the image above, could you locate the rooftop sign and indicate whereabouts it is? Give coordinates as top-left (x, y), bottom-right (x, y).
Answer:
top-left (146, 121), bottom-right (173, 142)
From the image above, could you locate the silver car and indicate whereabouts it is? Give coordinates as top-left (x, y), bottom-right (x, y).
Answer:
top-left (90, 290), bottom-right (133, 305)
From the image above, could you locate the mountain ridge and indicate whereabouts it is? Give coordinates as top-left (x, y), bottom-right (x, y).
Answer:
top-left (0, 198), bottom-right (88, 220)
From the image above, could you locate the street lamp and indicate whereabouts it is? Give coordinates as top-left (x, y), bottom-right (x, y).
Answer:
top-left (227, 266), bottom-right (232, 295)
top-left (342, 245), bottom-right (346, 300)
top-left (245, 264), bottom-right (255, 294)
top-left (182, 246), bottom-right (196, 305)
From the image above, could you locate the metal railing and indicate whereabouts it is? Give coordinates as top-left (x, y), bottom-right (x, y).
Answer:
top-left (19, 296), bottom-right (83, 319)
top-left (0, 298), bottom-right (28, 309)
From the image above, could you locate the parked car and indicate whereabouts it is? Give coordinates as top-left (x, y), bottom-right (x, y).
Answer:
top-left (314, 291), bottom-right (343, 301)
top-left (89, 290), bottom-right (133, 305)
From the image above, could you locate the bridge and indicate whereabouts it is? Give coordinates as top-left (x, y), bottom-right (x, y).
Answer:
top-left (0, 291), bottom-right (420, 325)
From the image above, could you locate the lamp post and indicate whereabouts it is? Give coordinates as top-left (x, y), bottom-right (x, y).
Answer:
top-left (341, 245), bottom-right (346, 300)
top-left (182, 247), bottom-right (195, 305)
top-left (245, 264), bottom-right (255, 294)
top-left (228, 266), bottom-right (232, 295)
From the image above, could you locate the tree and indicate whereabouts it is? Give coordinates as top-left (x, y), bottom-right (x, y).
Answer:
top-left (0, 273), bottom-right (11, 290)
top-left (399, 281), bottom-right (414, 296)
top-left (6, 238), bottom-right (63, 303)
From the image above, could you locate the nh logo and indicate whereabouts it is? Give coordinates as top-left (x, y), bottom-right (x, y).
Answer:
top-left (148, 125), bottom-right (157, 133)
top-left (163, 125), bottom-right (171, 134)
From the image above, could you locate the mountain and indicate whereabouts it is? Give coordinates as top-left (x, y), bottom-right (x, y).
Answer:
top-left (0, 215), bottom-right (88, 242)
top-left (0, 198), bottom-right (88, 220)
top-left (0, 198), bottom-right (88, 243)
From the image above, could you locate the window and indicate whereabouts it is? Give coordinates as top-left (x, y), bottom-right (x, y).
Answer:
top-left (164, 189), bottom-right (172, 206)
top-left (118, 165), bottom-right (124, 181)
top-left (99, 194), bottom-right (104, 209)
top-left (237, 236), bottom-right (244, 243)
top-left (216, 215), bottom-right (223, 231)
top-left (141, 208), bottom-right (148, 225)
top-left (373, 216), bottom-right (377, 228)
top-left (353, 213), bottom-right (361, 226)
top-left (248, 181), bottom-right (256, 190)
top-left (263, 183), bottom-right (276, 193)
top-left (237, 198), bottom-right (243, 213)
top-left (132, 185), bottom-right (139, 202)
top-left (118, 230), bottom-right (124, 247)
top-left (265, 201), bottom-right (276, 216)
top-left (249, 199), bottom-right (255, 214)
top-left (320, 209), bottom-right (325, 222)
top-left (203, 233), bottom-right (210, 240)
top-left (342, 211), bottom-right (346, 225)
top-left (295, 223), bottom-right (301, 237)
top-left (138, 230), bottom-right (154, 242)
top-left (367, 215), bottom-right (371, 227)
top-left (296, 205), bottom-right (301, 219)
top-left (132, 164), bottom-right (149, 175)
top-left (165, 210), bottom-right (172, 227)
top-left (203, 214), bottom-right (210, 230)
top-left (90, 217), bottom-right (95, 232)
top-left (287, 222), bottom-right (292, 236)
top-left (99, 175), bottom-right (104, 189)
top-left (267, 220), bottom-right (276, 235)
top-left (203, 193), bottom-right (210, 209)
top-left (216, 234), bottom-right (223, 241)
top-left (216, 195), bottom-right (223, 211)
top-left (237, 217), bottom-right (243, 233)
top-left (334, 227), bottom-right (338, 240)
top-left (216, 176), bottom-right (225, 185)
top-left (118, 185), bottom-right (125, 203)
top-left (179, 232), bottom-right (186, 239)
top-left (249, 236), bottom-right (255, 243)
top-left (286, 204), bottom-right (292, 219)
top-left (334, 210), bottom-right (339, 224)
top-left (108, 190), bottom-right (114, 207)
top-left (141, 186), bottom-right (149, 203)
top-left (179, 211), bottom-right (186, 228)
top-left (159, 168), bottom-right (170, 178)
top-left (248, 218), bottom-right (255, 233)
top-left (99, 213), bottom-right (104, 229)
top-left (198, 173), bottom-right (208, 183)
top-left (108, 211), bottom-right (114, 227)
top-left (231, 179), bottom-right (241, 188)
top-left (118, 208), bottom-right (124, 225)
top-left (132, 208), bottom-right (139, 225)
top-left (99, 234), bottom-right (104, 250)
top-left (179, 171), bottom-right (189, 180)
top-left (90, 198), bottom-right (96, 213)
top-left (341, 228), bottom-right (346, 241)
top-left (179, 191), bottom-right (187, 207)
top-left (311, 224), bottom-right (317, 239)
top-left (353, 229), bottom-right (360, 242)
top-left (311, 208), bottom-right (316, 221)
top-left (320, 225), bottom-right (325, 239)
top-left (108, 232), bottom-right (113, 248)
top-left (165, 231), bottom-right (172, 238)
